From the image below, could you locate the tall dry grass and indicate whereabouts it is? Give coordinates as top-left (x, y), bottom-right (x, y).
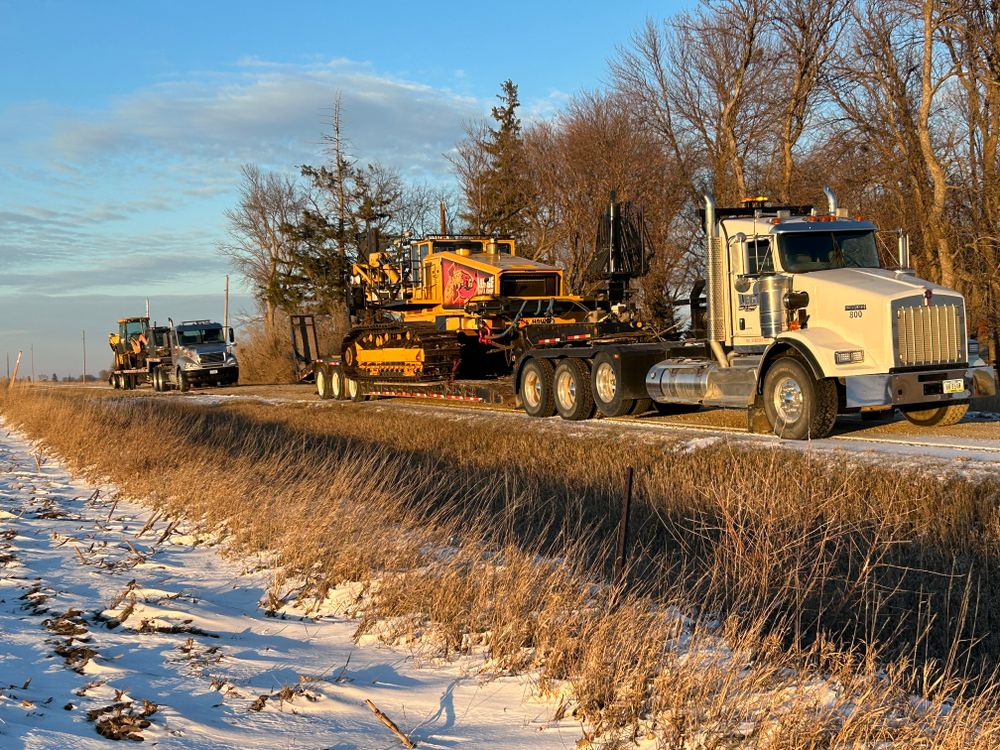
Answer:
top-left (3, 385), bottom-right (1000, 746)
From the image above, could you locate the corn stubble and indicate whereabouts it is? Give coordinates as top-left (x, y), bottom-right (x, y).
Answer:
top-left (4, 386), bottom-right (1000, 748)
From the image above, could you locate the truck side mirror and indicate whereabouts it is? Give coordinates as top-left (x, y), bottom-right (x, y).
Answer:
top-left (733, 233), bottom-right (752, 292)
top-left (228, 327), bottom-right (235, 344)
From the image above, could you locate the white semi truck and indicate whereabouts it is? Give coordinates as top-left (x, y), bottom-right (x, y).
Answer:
top-left (635, 190), bottom-right (996, 438)
top-left (309, 190), bottom-right (995, 439)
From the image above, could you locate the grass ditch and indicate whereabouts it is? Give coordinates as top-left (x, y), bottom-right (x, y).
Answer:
top-left (3, 386), bottom-right (1000, 746)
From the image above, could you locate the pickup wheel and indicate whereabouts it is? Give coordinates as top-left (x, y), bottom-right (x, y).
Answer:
top-left (554, 358), bottom-right (596, 421)
top-left (591, 353), bottom-right (635, 417)
top-left (762, 357), bottom-right (837, 440)
top-left (176, 369), bottom-right (190, 393)
top-left (900, 401), bottom-right (968, 427)
top-left (520, 358), bottom-right (556, 418)
top-left (316, 368), bottom-right (333, 400)
top-left (330, 367), bottom-right (346, 400)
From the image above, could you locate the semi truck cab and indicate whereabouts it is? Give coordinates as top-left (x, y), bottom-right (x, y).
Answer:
top-left (645, 191), bottom-right (997, 439)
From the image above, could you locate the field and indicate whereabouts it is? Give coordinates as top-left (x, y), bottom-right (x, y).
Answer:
top-left (3, 382), bottom-right (1000, 747)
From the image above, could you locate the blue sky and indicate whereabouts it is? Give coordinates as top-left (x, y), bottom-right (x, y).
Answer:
top-left (0, 0), bottom-right (682, 376)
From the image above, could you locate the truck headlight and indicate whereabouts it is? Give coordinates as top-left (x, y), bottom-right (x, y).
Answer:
top-left (835, 350), bottom-right (865, 364)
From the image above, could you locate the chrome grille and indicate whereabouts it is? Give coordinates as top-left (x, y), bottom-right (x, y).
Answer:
top-left (199, 352), bottom-right (225, 365)
top-left (896, 304), bottom-right (964, 366)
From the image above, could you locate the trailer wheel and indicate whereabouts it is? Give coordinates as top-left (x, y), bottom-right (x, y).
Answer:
top-left (762, 357), bottom-right (837, 440)
top-left (345, 376), bottom-right (367, 402)
top-left (316, 368), bottom-right (333, 400)
top-left (111, 373), bottom-right (120, 390)
top-left (330, 367), bottom-right (345, 400)
top-left (554, 358), bottom-right (596, 421)
top-left (591, 353), bottom-right (635, 417)
top-left (900, 401), bottom-right (968, 427)
top-left (520, 358), bottom-right (556, 417)
top-left (176, 369), bottom-right (190, 393)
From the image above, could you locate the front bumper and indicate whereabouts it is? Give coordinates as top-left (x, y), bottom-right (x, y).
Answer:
top-left (182, 364), bottom-right (239, 385)
top-left (844, 364), bottom-right (997, 409)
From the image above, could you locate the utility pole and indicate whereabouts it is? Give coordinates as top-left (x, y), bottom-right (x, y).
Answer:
top-left (30, 345), bottom-right (34, 382)
top-left (5, 352), bottom-right (8, 380)
top-left (224, 274), bottom-right (230, 332)
top-left (82, 330), bottom-right (87, 383)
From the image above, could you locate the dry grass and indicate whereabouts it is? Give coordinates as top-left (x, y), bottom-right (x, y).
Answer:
top-left (235, 320), bottom-right (296, 384)
top-left (4, 385), bottom-right (1000, 747)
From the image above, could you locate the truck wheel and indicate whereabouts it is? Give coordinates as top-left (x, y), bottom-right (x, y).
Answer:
top-left (630, 398), bottom-right (653, 416)
top-left (345, 376), bottom-right (367, 402)
top-left (762, 357), bottom-right (837, 440)
top-left (554, 358), bottom-right (596, 421)
top-left (151, 370), bottom-right (160, 392)
top-left (316, 368), bottom-right (332, 400)
top-left (111, 374), bottom-right (120, 390)
top-left (591, 353), bottom-right (635, 417)
top-left (520, 358), bottom-right (556, 417)
top-left (900, 401), bottom-right (968, 427)
top-left (176, 369), bottom-right (190, 393)
top-left (330, 367), bottom-right (345, 400)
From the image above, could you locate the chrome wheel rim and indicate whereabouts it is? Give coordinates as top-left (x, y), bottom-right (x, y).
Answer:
top-left (523, 368), bottom-right (541, 409)
top-left (773, 376), bottom-right (804, 423)
top-left (595, 362), bottom-right (617, 404)
top-left (556, 370), bottom-right (576, 410)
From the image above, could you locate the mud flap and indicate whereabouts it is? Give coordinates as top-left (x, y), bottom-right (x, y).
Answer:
top-left (747, 395), bottom-right (770, 434)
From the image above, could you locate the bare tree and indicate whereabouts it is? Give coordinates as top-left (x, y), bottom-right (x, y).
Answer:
top-left (770, 0), bottom-right (851, 201)
top-left (447, 118), bottom-right (491, 233)
top-left (219, 164), bottom-right (304, 330)
top-left (832, 0), bottom-right (959, 286)
top-left (613, 2), bottom-right (779, 205)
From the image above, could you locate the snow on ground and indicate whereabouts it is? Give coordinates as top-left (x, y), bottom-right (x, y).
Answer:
top-left (0, 422), bottom-right (582, 749)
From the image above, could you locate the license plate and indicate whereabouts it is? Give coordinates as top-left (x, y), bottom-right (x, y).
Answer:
top-left (209, 369), bottom-right (219, 375)
top-left (943, 378), bottom-right (964, 394)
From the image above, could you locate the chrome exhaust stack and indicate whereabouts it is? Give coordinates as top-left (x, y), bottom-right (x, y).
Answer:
top-left (823, 186), bottom-right (838, 214)
top-left (703, 195), bottom-right (729, 368)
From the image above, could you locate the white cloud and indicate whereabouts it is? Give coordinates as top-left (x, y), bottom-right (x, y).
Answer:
top-left (45, 59), bottom-right (482, 181)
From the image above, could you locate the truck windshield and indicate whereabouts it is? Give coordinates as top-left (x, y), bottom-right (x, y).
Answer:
top-left (778, 230), bottom-right (880, 272)
top-left (177, 328), bottom-right (224, 345)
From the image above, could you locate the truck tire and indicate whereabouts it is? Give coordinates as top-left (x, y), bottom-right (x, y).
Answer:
top-left (520, 358), bottom-right (556, 418)
top-left (591, 353), bottom-right (635, 417)
top-left (900, 401), bottom-right (968, 427)
top-left (151, 369), bottom-right (160, 392)
top-left (630, 398), bottom-right (653, 416)
top-left (176, 369), bottom-right (190, 393)
top-left (345, 376), bottom-right (367, 402)
top-left (111, 373), bottom-right (120, 390)
top-left (762, 357), bottom-right (837, 440)
top-left (316, 368), bottom-right (333, 400)
top-left (554, 358), bottom-right (596, 421)
top-left (330, 367), bottom-right (346, 400)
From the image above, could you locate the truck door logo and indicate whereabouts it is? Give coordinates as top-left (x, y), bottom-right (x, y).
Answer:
top-left (845, 303), bottom-right (866, 319)
top-left (738, 294), bottom-right (759, 312)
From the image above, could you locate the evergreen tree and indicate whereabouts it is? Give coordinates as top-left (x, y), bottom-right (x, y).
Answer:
top-left (460, 80), bottom-right (533, 239)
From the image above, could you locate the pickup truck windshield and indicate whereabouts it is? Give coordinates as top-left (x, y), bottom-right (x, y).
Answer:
top-left (778, 230), bottom-right (880, 272)
top-left (177, 328), bottom-right (224, 345)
